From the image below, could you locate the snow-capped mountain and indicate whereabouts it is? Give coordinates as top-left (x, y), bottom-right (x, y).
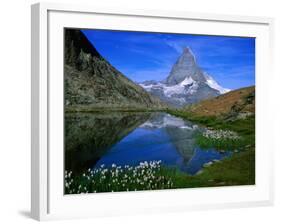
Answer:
top-left (204, 73), bottom-right (230, 94)
top-left (139, 47), bottom-right (230, 107)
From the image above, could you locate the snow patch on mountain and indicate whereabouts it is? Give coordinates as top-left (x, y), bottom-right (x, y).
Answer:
top-left (204, 73), bottom-right (230, 94)
top-left (163, 77), bottom-right (196, 97)
top-left (140, 77), bottom-right (199, 99)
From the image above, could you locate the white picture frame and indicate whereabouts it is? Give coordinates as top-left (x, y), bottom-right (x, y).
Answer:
top-left (31, 2), bottom-right (274, 221)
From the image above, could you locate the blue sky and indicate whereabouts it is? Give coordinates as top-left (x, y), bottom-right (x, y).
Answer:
top-left (82, 29), bottom-right (255, 90)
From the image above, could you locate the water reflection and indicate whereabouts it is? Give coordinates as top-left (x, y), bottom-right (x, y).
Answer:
top-left (65, 112), bottom-right (152, 172)
top-left (65, 112), bottom-right (232, 175)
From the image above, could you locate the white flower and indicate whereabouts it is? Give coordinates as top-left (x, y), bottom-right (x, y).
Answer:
top-left (203, 129), bottom-right (240, 140)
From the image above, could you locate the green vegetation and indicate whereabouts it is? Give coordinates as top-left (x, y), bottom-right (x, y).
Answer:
top-left (65, 106), bottom-right (167, 113)
top-left (165, 108), bottom-right (255, 187)
top-left (167, 109), bottom-right (255, 149)
top-left (196, 133), bottom-right (245, 150)
top-left (65, 148), bottom-right (255, 194)
top-left (195, 129), bottom-right (247, 150)
top-left (171, 148), bottom-right (255, 188)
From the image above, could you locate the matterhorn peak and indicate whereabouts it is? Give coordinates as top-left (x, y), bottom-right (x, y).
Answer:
top-left (166, 47), bottom-right (205, 85)
top-left (178, 47), bottom-right (197, 66)
top-left (182, 46), bottom-right (194, 56)
top-left (140, 47), bottom-right (230, 107)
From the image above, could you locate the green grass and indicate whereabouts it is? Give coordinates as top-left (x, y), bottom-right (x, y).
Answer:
top-left (195, 134), bottom-right (246, 150)
top-left (65, 148), bottom-right (255, 194)
top-left (171, 148), bottom-right (255, 188)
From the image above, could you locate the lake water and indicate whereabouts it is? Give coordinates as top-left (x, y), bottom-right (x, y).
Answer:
top-left (65, 112), bottom-right (232, 175)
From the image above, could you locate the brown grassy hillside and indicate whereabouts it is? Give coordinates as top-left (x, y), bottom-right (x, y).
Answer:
top-left (186, 86), bottom-right (255, 118)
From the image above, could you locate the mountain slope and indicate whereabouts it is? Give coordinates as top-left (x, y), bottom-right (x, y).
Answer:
top-left (186, 86), bottom-right (255, 119)
top-left (140, 47), bottom-right (229, 107)
top-left (64, 29), bottom-right (166, 110)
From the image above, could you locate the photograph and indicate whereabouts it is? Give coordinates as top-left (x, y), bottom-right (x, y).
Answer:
top-left (64, 28), bottom-right (255, 194)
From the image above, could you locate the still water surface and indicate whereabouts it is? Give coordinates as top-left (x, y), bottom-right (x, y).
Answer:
top-left (65, 112), bottom-right (232, 175)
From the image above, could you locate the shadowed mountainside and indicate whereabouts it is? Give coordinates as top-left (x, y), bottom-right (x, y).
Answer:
top-left (64, 29), bottom-right (166, 111)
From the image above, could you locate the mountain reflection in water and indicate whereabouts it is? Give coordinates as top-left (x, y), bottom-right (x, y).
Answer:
top-left (65, 112), bottom-right (232, 175)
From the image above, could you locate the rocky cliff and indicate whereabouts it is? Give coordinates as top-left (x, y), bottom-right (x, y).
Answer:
top-left (64, 29), bottom-right (166, 110)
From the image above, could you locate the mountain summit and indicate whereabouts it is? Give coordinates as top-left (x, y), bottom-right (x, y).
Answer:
top-left (166, 47), bottom-right (206, 85)
top-left (140, 47), bottom-right (230, 107)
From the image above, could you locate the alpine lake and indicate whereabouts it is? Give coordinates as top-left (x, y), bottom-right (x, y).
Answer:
top-left (65, 112), bottom-right (233, 176)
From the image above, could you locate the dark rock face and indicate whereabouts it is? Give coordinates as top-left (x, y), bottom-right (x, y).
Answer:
top-left (65, 29), bottom-right (102, 68)
top-left (64, 29), bottom-right (166, 109)
top-left (140, 47), bottom-right (228, 107)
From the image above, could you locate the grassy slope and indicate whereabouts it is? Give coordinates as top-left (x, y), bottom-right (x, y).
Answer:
top-left (186, 86), bottom-right (255, 117)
